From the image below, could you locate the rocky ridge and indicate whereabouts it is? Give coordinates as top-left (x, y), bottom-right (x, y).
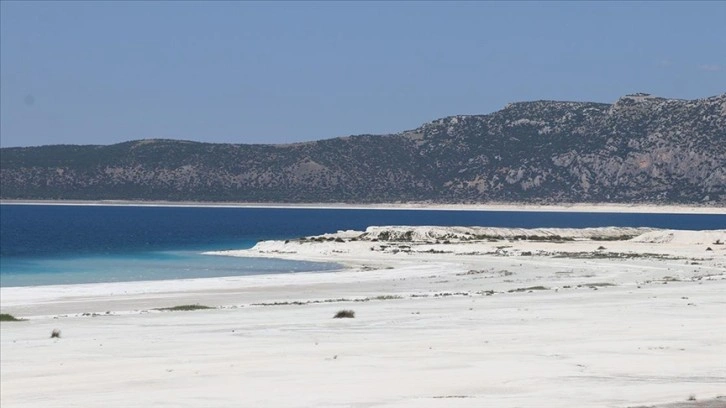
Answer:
top-left (1, 93), bottom-right (724, 204)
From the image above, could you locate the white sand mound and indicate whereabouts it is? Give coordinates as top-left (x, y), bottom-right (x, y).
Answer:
top-left (631, 229), bottom-right (726, 245)
top-left (360, 226), bottom-right (651, 241)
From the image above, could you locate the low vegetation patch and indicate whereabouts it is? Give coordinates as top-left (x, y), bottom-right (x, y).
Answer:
top-left (515, 234), bottom-right (574, 242)
top-left (508, 286), bottom-right (549, 293)
top-left (376, 230), bottom-right (415, 242)
top-left (253, 295), bottom-right (403, 307)
top-left (424, 249), bottom-right (452, 254)
top-left (156, 304), bottom-right (215, 311)
top-left (463, 234), bottom-right (574, 242)
top-left (591, 234), bottom-right (638, 241)
top-left (457, 269), bottom-right (487, 276)
top-left (433, 291), bottom-right (470, 297)
top-left (0, 313), bottom-right (23, 322)
top-left (372, 295), bottom-right (403, 300)
top-left (582, 282), bottom-right (616, 288)
top-left (334, 310), bottom-right (355, 318)
top-left (553, 251), bottom-right (682, 260)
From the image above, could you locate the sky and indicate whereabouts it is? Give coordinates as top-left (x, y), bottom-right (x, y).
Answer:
top-left (1, 1), bottom-right (724, 148)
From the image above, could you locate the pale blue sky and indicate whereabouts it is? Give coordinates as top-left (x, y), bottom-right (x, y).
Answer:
top-left (1, 1), bottom-right (724, 147)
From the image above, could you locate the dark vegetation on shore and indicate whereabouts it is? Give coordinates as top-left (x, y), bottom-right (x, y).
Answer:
top-left (156, 304), bottom-right (215, 311)
top-left (334, 310), bottom-right (355, 318)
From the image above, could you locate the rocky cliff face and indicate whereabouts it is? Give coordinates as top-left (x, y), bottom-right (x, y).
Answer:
top-left (1, 93), bottom-right (724, 204)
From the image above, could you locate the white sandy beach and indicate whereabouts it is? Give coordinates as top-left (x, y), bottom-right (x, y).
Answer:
top-left (2, 199), bottom-right (725, 214)
top-left (1, 226), bottom-right (725, 407)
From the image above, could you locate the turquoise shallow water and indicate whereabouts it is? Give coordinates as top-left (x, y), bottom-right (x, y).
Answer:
top-left (0, 250), bottom-right (339, 287)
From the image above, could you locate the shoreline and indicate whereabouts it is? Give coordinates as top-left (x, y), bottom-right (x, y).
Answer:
top-left (1, 198), bottom-right (725, 214)
top-left (3, 226), bottom-right (724, 315)
top-left (1, 226), bottom-right (723, 295)
top-left (2, 226), bottom-right (725, 407)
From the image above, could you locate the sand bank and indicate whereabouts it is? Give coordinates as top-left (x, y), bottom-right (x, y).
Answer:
top-left (2, 227), bottom-right (725, 407)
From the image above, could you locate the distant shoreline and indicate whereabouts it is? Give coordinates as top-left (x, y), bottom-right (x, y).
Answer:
top-left (1, 199), bottom-right (724, 214)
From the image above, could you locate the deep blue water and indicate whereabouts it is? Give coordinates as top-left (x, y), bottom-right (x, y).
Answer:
top-left (1, 204), bottom-right (724, 287)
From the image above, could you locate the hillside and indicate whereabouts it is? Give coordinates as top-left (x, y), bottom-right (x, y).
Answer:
top-left (1, 93), bottom-right (724, 204)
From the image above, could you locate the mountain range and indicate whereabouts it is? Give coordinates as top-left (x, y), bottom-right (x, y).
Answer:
top-left (1, 93), bottom-right (724, 205)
